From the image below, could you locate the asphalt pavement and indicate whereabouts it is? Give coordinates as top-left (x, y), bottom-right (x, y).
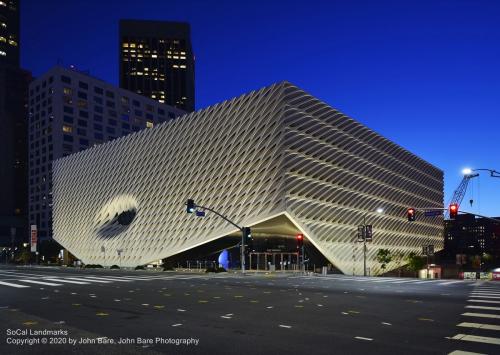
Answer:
top-left (1, 265), bottom-right (499, 355)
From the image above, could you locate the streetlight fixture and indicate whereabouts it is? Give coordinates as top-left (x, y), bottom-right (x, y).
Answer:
top-left (359, 207), bottom-right (384, 276)
top-left (462, 168), bottom-right (472, 175)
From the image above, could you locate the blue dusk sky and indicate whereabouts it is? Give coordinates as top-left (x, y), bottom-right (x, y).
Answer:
top-left (21, 0), bottom-right (499, 217)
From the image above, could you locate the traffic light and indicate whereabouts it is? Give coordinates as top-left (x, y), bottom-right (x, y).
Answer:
top-left (365, 225), bottom-right (373, 242)
top-left (243, 227), bottom-right (252, 252)
top-left (449, 203), bottom-right (458, 219)
top-left (186, 199), bottom-right (196, 213)
top-left (296, 234), bottom-right (304, 248)
top-left (407, 208), bottom-right (416, 222)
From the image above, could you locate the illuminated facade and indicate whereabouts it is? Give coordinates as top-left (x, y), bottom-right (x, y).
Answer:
top-left (119, 20), bottom-right (195, 112)
top-left (0, 0), bottom-right (19, 66)
top-left (28, 66), bottom-right (185, 240)
top-left (53, 82), bottom-right (444, 274)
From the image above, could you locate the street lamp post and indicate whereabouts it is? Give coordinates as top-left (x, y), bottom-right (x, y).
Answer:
top-left (360, 208), bottom-right (383, 277)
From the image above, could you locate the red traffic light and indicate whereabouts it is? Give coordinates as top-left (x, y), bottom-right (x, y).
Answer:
top-left (296, 234), bottom-right (304, 248)
top-left (407, 208), bottom-right (416, 222)
top-left (449, 203), bottom-right (458, 219)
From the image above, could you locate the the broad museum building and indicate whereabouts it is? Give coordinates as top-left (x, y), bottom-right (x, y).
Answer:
top-left (52, 82), bottom-right (444, 275)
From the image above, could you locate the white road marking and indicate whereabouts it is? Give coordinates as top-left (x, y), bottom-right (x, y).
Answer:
top-left (355, 336), bottom-right (373, 341)
top-left (66, 277), bottom-right (111, 283)
top-left (468, 299), bottom-right (500, 304)
top-left (450, 333), bottom-right (500, 345)
top-left (177, 309), bottom-right (186, 312)
top-left (468, 294), bottom-right (500, 299)
top-left (0, 281), bottom-right (30, 288)
top-left (19, 280), bottom-right (62, 286)
top-left (83, 277), bottom-right (131, 282)
top-left (279, 324), bottom-right (292, 328)
top-left (221, 316), bottom-right (232, 319)
top-left (457, 322), bottom-right (500, 331)
top-left (462, 312), bottom-right (500, 319)
top-left (266, 306), bottom-right (274, 309)
top-left (171, 324), bottom-right (182, 327)
top-left (381, 322), bottom-right (392, 326)
top-left (44, 278), bottom-right (89, 285)
top-left (438, 281), bottom-right (463, 285)
top-left (466, 305), bottom-right (500, 311)
top-left (391, 280), bottom-right (418, 284)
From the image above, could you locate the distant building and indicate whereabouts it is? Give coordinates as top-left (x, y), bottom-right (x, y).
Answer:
top-left (0, 0), bottom-right (19, 67)
top-left (444, 214), bottom-right (500, 265)
top-left (119, 19), bottom-right (195, 112)
top-left (28, 66), bottom-right (186, 240)
top-left (52, 82), bottom-right (444, 274)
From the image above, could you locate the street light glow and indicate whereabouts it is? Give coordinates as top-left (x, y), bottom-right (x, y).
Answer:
top-left (376, 208), bottom-right (384, 214)
top-left (462, 168), bottom-right (472, 175)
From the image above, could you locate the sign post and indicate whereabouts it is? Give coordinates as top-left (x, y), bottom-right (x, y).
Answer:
top-left (30, 225), bottom-right (37, 253)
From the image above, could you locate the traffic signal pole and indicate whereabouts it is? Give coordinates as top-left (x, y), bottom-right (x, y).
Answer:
top-left (185, 200), bottom-right (250, 273)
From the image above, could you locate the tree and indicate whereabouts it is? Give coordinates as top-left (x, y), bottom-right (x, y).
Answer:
top-left (406, 252), bottom-right (425, 276)
top-left (376, 249), bottom-right (392, 272)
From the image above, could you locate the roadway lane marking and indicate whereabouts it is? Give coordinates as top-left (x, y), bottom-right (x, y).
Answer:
top-left (450, 333), bottom-right (500, 345)
top-left (66, 277), bottom-right (111, 283)
top-left (381, 322), bottom-right (392, 326)
top-left (466, 305), bottom-right (500, 311)
top-left (177, 309), bottom-right (186, 312)
top-left (418, 318), bottom-right (434, 322)
top-left (439, 281), bottom-right (463, 285)
top-left (279, 324), bottom-right (292, 328)
top-left (355, 336), bottom-right (373, 341)
top-left (221, 316), bottom-right (232, 319)
top-left (83, 277), bottom-right (132, 282)
top-left (19, 280), bottom-right (62, 286)
top-left (468, 295), bottom-right (500, 299)
top-left (0, 281), bottom-right (30, 288)
top-left (457, 322), bottom-right (500, 331)
top-left (468, 299), bottom-right (500, 304)
top-left (391, 280), bottom-right (418, 284)
top-left (462, 312), bottom-right (500, 319)
top-left (171, 324), bottom-right (182, 327)
top-left (448, 350), bottom-right (487, 355)
top-left (44, 278), bottom-right (89, 285)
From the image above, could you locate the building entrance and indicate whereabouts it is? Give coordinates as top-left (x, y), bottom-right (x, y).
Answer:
top-left (248, 252), bottom-right (300, 271)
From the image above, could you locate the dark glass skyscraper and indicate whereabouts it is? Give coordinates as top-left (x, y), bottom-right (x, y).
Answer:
top-left (119, 20), bottom-right (195, 112)
top-left (0, 0), bottom-right (20, 67)
top-left (0, 0), bottom-right (31, 248)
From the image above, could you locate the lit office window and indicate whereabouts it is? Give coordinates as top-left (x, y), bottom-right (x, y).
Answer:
top-left (62, 125), bottom-right (73, 133)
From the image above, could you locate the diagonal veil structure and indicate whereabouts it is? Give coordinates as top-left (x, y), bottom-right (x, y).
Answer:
top-left (53, 82), bottom-right (443, 274)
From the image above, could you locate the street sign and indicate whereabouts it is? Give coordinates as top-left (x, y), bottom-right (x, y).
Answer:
top-left (30, 225), bottom-right (37, 252)
top-left (424, 210), bottom-right (442, 217)
top-left (196, 211), bottom-right (206, 217)
top-left (428, 245), bottom-right (434, 256)
top-left (357, 225), bottom-right (365, 242)
top-left (365, 225), bottom-right (373, 242)
top-left (422, 246), bottom-right (428, 255)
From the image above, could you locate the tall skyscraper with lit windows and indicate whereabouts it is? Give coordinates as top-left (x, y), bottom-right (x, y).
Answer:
top-left (119, 20), bottom-right (195, 112)
top-left (0, 0), bottom-right (19, 66)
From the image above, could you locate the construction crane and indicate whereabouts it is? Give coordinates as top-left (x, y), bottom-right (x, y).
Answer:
top-left (445, 168), bottom-right (499, 219)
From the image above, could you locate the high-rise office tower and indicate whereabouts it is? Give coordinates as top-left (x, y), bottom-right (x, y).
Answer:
top-left (0, 0), bottom-right (30, 249)
top-left (0, 0), bottom-right (20, 67)
top-left (119, 20), bottom-right (195, 112)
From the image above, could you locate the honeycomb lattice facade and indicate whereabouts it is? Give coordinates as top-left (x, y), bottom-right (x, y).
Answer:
top-left (52, 82), bottom-right (444, 274)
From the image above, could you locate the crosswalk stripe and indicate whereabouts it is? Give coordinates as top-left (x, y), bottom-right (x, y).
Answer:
top-left (0, 280), bottom-right (30, 288)
top-left (457, 322), bottom-right (500, 331)
top-left (468, 299), bottom-right (500, 304)
top-left (44, 278), bottom-right (89, 285)
top-left (466, 305), bottom-right (500, 311)
top-left (469, 295), bottom-right (500, 299)
top-left (450, 333), bottom-right (500, 345)
top-left (462, 312), bottom-right (500, 319)
top-left (19, 279), bottom-right (62, 286)
top-left (82, 277), bottom-right (131, 282)
top-left (66, 277), bottom-right (111, 283)
top-left (439, 281), bottom-right (462, 285)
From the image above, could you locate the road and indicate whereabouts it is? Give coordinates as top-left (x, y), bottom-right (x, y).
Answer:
top-left (0, 265), bottom-right (499, 354)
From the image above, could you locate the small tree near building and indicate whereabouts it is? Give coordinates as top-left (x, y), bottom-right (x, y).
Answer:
top-left (406, 252), bottom-right (425, 277)
top-left (376, 249), bottom-right (392, 273)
